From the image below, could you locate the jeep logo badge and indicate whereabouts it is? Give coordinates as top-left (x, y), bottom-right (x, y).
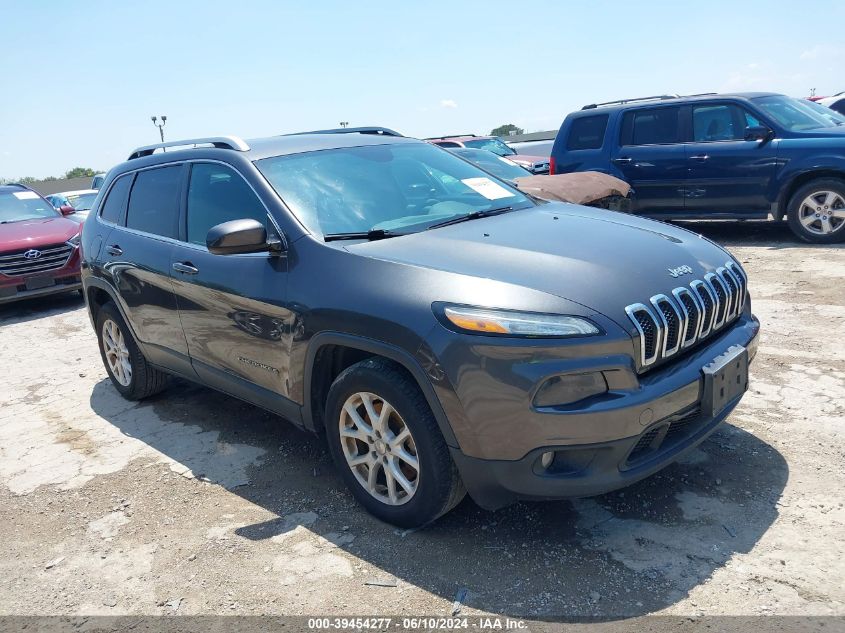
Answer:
top-left (23, 249), bottom-right (42, 260)
top-left (668, 265), bottom-right (693, 278)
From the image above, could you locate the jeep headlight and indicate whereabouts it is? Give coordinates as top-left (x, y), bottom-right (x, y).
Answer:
top-left (440, 305), bottom-right (601, 337)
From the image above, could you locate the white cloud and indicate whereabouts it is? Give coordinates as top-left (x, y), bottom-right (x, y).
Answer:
top-left (440, 99), bottom-right (458, 109)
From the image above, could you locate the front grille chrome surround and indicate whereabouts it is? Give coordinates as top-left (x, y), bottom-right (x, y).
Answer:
top-left (625, 261), bottom-right (747, 370)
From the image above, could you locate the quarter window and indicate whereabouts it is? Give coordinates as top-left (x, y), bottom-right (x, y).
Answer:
top-left (126, 165), bottom-right (182, 239)
top-left (99, 175), bottom-right (132, 224)
top-left (621, 107), bottom-right (681, 145)
top-left (566, 114), bottom-right (609, 150)
top-left (186, 163), bottom-right (267, 246)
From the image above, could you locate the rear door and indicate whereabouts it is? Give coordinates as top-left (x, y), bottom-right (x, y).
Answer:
top-left (611, 105), bottom-right (687, 214)
top-left (169, 161), bottom-right (295, 399)
top-left (99, 164), bottom-right (192, 374)
top-left (683, 102), bottom-right (778, 214)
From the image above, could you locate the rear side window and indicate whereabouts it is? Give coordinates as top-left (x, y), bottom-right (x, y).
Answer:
top-left (566, 114), bottom-right (609, 150)
top-left (186, 163), bottom-right (267, 246)
top-left (126, 166), bottom-right (182, 238)
top-left (621, 107), bottom-right (681, 145)
top-left (99, 175), bottom-right (132, 224)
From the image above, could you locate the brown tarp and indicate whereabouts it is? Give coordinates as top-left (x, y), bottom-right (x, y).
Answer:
top-left (513, 171), bottom-right (631, 205)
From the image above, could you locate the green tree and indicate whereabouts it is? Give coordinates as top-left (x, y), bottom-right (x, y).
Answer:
top-left (63, 167), bottom-right (98, 179)
top-left (490, 123), bottom-right (524, 137)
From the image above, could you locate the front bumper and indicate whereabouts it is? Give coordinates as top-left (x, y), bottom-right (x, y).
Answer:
top-left (435, 313), bottom-right (760, 510)
top-left (0, 248), bottom-right (81, 305)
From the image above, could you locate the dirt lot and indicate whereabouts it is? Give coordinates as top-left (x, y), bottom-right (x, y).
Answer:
top-left (0, 221), bottom-right (843, 623)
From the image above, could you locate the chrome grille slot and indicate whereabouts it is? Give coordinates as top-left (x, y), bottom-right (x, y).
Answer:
top-left (625, 303), bottom-right (661, 367)
top-left (673, 287), bottom-right (701, 347)
top-left (651, 294), bottom-right (683, 357)
top-left (0, 243), bottom-right (73, 277)
top-left (625, 261), bottom-right (748, 371)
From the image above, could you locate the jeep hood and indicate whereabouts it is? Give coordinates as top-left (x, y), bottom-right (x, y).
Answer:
top-left (347, 203), bottom-right (735, 326)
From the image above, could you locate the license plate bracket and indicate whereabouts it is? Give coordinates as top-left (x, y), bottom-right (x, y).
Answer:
top-left (702, 344), bottom-right (749, 418)
top-left (25, 276), bottom-right (55, 291)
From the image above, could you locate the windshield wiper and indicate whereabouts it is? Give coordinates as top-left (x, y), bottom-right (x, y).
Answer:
top-left (426, 206), bottom-right (514, 230)
top-left (324, 228), bottom-right (397, 242)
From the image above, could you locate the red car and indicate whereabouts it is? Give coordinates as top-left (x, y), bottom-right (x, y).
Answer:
top-left (0, 184), bottom-right (82, 305)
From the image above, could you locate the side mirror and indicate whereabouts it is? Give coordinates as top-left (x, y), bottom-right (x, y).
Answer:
top-left (206, 218), bottom-right (283, 256)
top-left (745, 125), bottom-right (772, 142)
top-left (59, 205), bottom-right (75, 216)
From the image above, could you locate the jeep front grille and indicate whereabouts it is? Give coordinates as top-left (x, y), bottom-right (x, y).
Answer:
top-left (625, 261), bottom-right (747, 370)
top-left (0, 243), bottom-right (74, 277)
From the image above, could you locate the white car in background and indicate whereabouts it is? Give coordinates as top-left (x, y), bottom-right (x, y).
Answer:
top-left (45, 189), bottom-right (99, 223)
top-left (818, 92), bottom-right (845, 116)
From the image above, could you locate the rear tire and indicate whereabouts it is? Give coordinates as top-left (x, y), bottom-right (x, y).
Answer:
top-left (96, 302), bottom-right (170, 400)
top-left (324, 357), bottom-right (465, 527)
top-left (786, 178), bottom-right (845, 243)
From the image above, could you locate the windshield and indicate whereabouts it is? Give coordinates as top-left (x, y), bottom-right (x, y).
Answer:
top-left (255, 142), bottom-right (533, 236)
top-left (67, 192), bottom-right (97, 210)
top-left (0, 190), bottom-right (60, 223)
top-left (463, 137), bottom-right (516, 156)
top-left (451, 148), bottom-right (529, 182)
top-left (753, 95), bottom-right (845, 131)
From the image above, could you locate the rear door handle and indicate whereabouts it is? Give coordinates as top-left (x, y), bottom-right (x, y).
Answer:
top-left (172, 262), bottom-right (199, 275)
top-left (106, 244), bottom-right (122, 256)
top-left (612, 157), bottom-right (633, 164)
top-left (689, 154), bottom-right (709, 161)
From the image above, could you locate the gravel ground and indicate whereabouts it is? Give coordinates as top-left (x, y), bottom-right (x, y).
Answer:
top-left (0, 221), bottom-right (843, 623)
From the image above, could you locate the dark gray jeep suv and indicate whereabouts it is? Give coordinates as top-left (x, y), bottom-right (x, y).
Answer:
top-left (81, 130), bottom-right (760, 527)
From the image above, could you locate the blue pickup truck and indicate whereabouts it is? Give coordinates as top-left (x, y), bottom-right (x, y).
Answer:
top-left (549, 92), bottom-right (845, 243)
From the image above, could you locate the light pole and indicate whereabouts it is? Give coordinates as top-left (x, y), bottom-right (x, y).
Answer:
top-left (339, 121), bottom-right (349, 128)
top-left (151, 115), bottom-right (167, 145)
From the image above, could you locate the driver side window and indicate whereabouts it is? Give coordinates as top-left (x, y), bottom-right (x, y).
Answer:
top-left (186, 163), bottom-right (268, 246)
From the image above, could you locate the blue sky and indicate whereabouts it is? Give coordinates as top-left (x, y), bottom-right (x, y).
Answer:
top-left (1, 0), bottom-right (842, 179)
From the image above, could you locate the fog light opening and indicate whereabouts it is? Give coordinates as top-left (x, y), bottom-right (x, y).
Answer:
top-left (540, 451), bottom-right (554, 470)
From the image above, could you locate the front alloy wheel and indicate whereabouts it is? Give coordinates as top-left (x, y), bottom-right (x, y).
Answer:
top-left (339, 392), bottom-right (420, 505)
top-left (797, 190), bottom-right (845, 236)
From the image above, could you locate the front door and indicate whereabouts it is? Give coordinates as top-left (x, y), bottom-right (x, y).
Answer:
top-left (611, 105), bottom-right (687, 214)
top-left (169, 162), bottom-right (295, 399)
top-left (683, 102), bottom-right (778, 214)
top-left (101, 164), bottom-right (192, 374)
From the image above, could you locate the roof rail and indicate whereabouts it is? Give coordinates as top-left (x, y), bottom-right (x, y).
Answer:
top-left (581, 92), bottom-right (719, 110)
top-left (127, 136), bottom-right (250, 160)
top-left (286, 126), bottom-right (403, 137)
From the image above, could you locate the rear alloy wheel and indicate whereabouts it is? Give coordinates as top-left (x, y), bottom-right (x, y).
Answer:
top-left (325, 358), bottom-right (465, 527)
top-left (787, 179), bottom-right (845, 243)
top-left (95, 301), bottom-right (170, 400)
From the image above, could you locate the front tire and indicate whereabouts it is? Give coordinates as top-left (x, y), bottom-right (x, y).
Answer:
top-left (96, 302), bottom-right (169, 400)
top-left (325, 358), bottom-right (465, 527)
top-left (786, 178), bottom-right (845, 243)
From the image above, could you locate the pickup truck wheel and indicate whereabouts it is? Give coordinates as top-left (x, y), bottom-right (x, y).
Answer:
top-left (787, 179), bottom-right (845, 243)
top-left (96, 302), bottom-right (169, 400)
top-left (325, 358), bottom-right (465, 527)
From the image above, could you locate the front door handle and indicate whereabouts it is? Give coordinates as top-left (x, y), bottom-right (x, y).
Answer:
top-left (172, 262), bottom-right (199, 275)
top-left (612, 157), bottom-right (633, 164)
top-left (106, 244), bottom-right (122, 256)
top-left (689, 154), bottom-right (709, 161)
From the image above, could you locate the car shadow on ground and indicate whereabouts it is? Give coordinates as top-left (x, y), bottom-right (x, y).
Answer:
top-left (0, 290), bottom-right (84, 326)
top-left (89, 375), bottom-right (788, 620)
top-left (671, 219), bottom-right (843, 249)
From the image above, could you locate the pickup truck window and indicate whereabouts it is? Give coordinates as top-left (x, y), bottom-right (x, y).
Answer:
top-left (620, 107), bottom-right (680, 146)
top-left (567, 114), bottom-right (609, 150)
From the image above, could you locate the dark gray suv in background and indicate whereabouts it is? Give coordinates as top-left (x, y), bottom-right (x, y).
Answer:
top-left (80, 130), bottom-right (760, 527)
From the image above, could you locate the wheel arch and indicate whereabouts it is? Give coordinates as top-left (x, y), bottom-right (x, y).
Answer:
top-left (777, 168), bottom-right (845, 221)
top-left (303, 332), bottom-right (459, 448)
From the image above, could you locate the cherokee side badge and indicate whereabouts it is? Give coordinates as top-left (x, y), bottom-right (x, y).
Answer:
top-left (668, 265), bottom-right (694, 278)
